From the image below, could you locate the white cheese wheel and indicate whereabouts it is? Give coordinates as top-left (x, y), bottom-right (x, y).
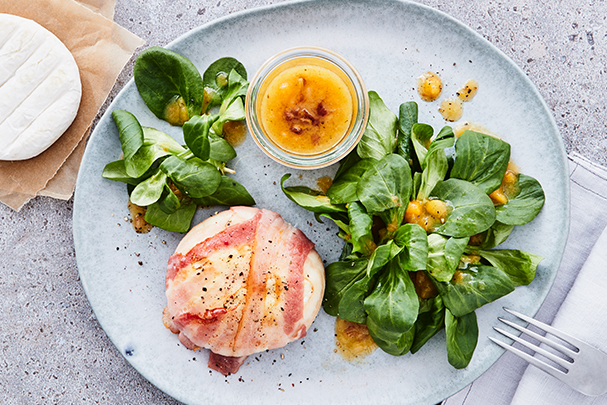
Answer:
top-left (0, 14), bottom-right (82, 161)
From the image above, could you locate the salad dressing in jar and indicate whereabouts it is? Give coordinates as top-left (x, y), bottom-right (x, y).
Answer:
top-left (246, 47), bottom-right (369, 169)
top-left (259, 61), bottom-right (354, 155)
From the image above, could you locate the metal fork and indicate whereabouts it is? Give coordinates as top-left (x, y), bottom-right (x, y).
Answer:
top-left (490, 307), bottom-right (607, 397)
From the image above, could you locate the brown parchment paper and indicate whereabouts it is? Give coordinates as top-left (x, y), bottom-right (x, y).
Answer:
top-left (0, 0), bottom-right (144, 211)
top-left (78, 0), bottom-right (116, 19)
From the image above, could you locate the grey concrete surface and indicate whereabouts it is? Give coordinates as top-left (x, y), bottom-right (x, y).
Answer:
top-left (1, 0), bottom-right (606, 404)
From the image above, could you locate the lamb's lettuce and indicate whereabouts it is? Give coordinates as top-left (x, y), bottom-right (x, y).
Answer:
top-left (326, 158), bottom-right (375, 204)
top-left (432, 179), bottom-right (496, 238)
top-left (322, 259), bottom-right (369, 318)
top-left (202, 57), bottom-right (248, 110)
top-left (428, 126), bottom-right (456, 158)
top-left (450, 130), bottom-right (511, 194)
top-left (183, 114), bottom-right (215, 161)
top-left (280, 99), bottom-right (545, 369)
top-left (445, 309), bottom-right (478, 369)
top-left (358, 154), bottom-right (411, 214)
top-left (366, 240), bottom-right (402, 278)
top-left (193, 177), bottom-right (255, 207)
top-left (397, 101), bottom-right (419, 168)
top-left (144, 201), bottom-right (197, 233)
top-left (281, 174), bottom-right (346, 214)
top-left (367, 315), bottom-right (415, 356)
top-left (104, 53), bottom-right (255, 233)
top-left (129, 170), bottom-right (168, 207)
top-left (472, 221), bottom-right (514, 250)
top-left (393, 223), bottom-right (428, 271)
top-left (357, 154), bottom-right (412, 238)
top-left (418, 146), bottom-right (449, 200)
top-left (495, 174), bottom-right (545, 225)
top-left (426, 234), bottom-right (469, 282)
top-left (476, 249), bottom-right (543, 286)
top-left (435, 265), bottom-right (515, 317)
top-left (357, 91), bottom-right (398, 160)
top-left (364, 253), bottom-right (420, 334)
top-left (347, 202), bottom-right (376, 257)
top-left (133, 47), bottom-right (204, 124)
top-left (411, 123), bottom-right (433, 168)
top-left (159, 156), bottom-right (221, 199)
top-left (411, 295), bottom-right (445, 354)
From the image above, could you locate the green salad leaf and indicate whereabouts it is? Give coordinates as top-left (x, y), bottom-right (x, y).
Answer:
top-left (417, 146), bottom-right (449, 200)
top-left (411, 295), bottom-right (445, 354)
top-left (495, 174), bottom-right (545, 225)
top-left (104, 54), bottom-right (255, 233)
top-left (279, 97), bottom-right (545, 369)
top-left (429, 126), bottom-right (456, 156)
top-left (159, 156), bottom-right (222, 199)
top-left (393, 223), bottom-right (428, 271)
top-left (326, 158), bottom-right (375, 205)
top-left (397, 101), bottom-right (419, 168)
top-left (156, 185), bottom-right (181, 214)
top-left (347, 202), bottom-right (376, 257)
top-left (445, 309), bottom-right (478, 369)
top-left (338, 274), bottom-right (375, 324)
top-left (183, 114), bottom-right (215, 161)
top-left (426, 234), bottom-right (469, 282)
top-left (366, 240), bottom-right (402, 278)
top-left (435, 265), bottom-right (515, 317)
top-left (410, 123), bottom-right (434, 168)
top-left (357, 91), bottom-right (398, 160)
top-left (472, 221), bottom-right (514, 250)
top-left (145, 201), bottom-right (197, 233)
top-left (193, 177), bottom-right (255, 207)
top-left (202, 57), bottom-right (248, 110)
top-left (323, 259), bottom-right (369, 317)
top-left (358, 154), bottom-right (412, 214)
top-left (432, 179), bottom-right (496, 238)
top-left (208, 133), bottom-right (237, 162)
top-left (102, 160), bottom-right (143, 186)
top-left (112, 110), bottom-right (145, 177)
top-left (129, 170), bottom-right (168, 207)
top-left (364, 253), bottom-right (420, 334)
top-left (133, 47), bottom-right (205, 124)
top-left (451, 130), bottom-right (510, 194)
top-left (281, 174), bottom-right (346, 214)
top-left (477, 249), bottom-right (543, 286)
top-left (366, 312), bottom-right (415, 356)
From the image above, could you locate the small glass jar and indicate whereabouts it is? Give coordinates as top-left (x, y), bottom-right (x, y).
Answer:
top-left (245, 46), bottom-right (369, 169)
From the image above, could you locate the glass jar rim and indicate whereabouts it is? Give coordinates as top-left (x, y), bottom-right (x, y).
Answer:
top-left (245, 46), bottom-right (369, 170)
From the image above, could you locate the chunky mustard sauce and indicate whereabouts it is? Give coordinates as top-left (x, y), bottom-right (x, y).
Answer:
top-left (438, 97), bottom-right (463, 122)
top-left (334, 317), bottom-right (377, 361)
top-left (258, 59), bottom-right (354, 155)
top-left (456, 79), bottom-right (479, 102)
top-left (417, 71), bottom-right (443, 102)
top-left (222, 120), bottom-right (247, 147)
top-left (164, 95), bottom-right (189, 126)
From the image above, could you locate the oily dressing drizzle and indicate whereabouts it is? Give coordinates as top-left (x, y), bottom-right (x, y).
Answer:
top-left (334, 317), bottom-right (378, 361)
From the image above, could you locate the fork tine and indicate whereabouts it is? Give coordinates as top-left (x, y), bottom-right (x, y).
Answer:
top-left (489, 336), bottom-right (568, 381)
top-left (493, 326), bottom-right (573, 370)
top-left (498, 317), bottom-right (578, 359)
top-left (504, 307), bottom-right (583, 350)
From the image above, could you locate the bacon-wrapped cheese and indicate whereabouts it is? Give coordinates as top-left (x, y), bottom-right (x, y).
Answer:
top-left (163, 206), bottom-right (325, 375)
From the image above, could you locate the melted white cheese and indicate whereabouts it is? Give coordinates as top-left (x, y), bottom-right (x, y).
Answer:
top-left (0, 14), bottom-right (81, 161)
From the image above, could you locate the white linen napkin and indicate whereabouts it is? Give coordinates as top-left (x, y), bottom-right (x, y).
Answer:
top-left (511, 221), bottom-right (607, 403)
top-left (444, 153), bottom-right (607, 405)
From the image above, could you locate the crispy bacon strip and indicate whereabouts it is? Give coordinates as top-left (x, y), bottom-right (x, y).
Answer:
top-left (208, 352), bottom-right (248, 376)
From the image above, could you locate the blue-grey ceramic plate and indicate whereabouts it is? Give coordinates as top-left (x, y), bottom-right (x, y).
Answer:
top-left (73, 1), bottom-right (569, 404)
